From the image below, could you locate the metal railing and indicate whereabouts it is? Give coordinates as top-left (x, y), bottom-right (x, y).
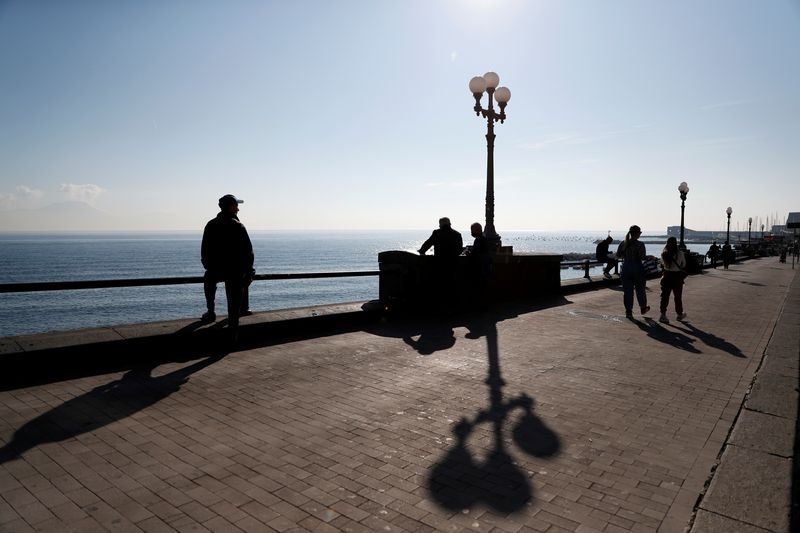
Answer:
top-left (0, 271), bottom-right (380, 294)
top-left (0, 249), bottom-right (755, 293)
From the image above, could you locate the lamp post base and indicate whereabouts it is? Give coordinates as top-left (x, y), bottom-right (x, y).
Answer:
top-left (486, 233), bottom-right (502, 251)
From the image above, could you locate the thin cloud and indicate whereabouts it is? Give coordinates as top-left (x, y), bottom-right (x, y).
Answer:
top-left (425, 176), bottom-right (521, 188)
top-left (686, 135), bottom-right (756, 147)
top-left (700, 99), bottom-right (752, 111)
top-left (0, 184), bottom-right (45, 209)
top-left (519, 124), bottom-right (653, 151)
top-left (59, 183), bottom-right (106, 204)
top-left (15, 185), bottom-right (43, 200)
top-left (425, 178), bottom-right (483, 189)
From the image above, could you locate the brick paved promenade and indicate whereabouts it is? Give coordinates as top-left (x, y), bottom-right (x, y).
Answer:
top-left (1, 258), bottom-right (797, 532)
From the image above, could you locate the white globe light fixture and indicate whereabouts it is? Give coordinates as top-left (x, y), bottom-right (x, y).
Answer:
top-left (469, 76), bottom-right (486, 95)
top-left (494, 86), bottom-right (511, 104)
top-left (483, 71), bottom-right (500, 89)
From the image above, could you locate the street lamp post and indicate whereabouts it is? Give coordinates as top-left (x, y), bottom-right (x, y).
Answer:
top-left (748, 217), bottom-right (752, 246)
top-left (678, 182), bottom-right (689, 250)
top-left (726, 207), bottom-right (733, 243)
top-left (470, 71), bottom-right (511, 251)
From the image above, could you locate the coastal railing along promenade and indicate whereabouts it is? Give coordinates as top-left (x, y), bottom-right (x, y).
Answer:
top-left (0, 270), bottom-right (380, 294)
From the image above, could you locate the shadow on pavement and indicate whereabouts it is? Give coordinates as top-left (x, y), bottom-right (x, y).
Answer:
top-left (366, 296), bottom-right (572, 356)
top-left (402, 325), bottom-right (456, 355)
top-left (0, 354), bottom-right (225, 465)
top-left (409, 309), bottom-right (562, 514)
top-left (629, 317), bottom-right (702, 354)
top-left (669, 322), bottom-right (745, 357)
top-left (1, 310), bottom-right (377, 392)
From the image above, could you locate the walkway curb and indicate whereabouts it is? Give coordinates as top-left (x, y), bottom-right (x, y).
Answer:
top-left (690, 266), bottom-right (799, 532)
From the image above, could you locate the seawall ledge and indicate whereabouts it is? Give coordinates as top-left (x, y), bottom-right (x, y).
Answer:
top-left (0, 300), bottom-right (383, 356)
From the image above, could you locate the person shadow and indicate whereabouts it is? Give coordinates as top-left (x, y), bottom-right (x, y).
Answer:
top-left (0, 353), bottom-right (225, 464)
top-left (402, 325), bottom-right (456, 355)
top-left (628, 317), bottom-right (702, 354)
top-left (669, 321), bottom-right (745, 358)
top-left (427, 315), bottom-right (561, 513)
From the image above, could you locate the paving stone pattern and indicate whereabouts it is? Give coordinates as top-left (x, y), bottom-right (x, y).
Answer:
top-left (0, 258), bottom-right (796, 533)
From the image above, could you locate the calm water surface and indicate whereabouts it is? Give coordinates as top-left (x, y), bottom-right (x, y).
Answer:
top-left (0, 230), bottom-right (706, 336)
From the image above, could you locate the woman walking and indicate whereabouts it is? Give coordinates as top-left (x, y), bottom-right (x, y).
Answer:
top-left (617, 225), bottom-right (650, 319)
top-left (659, 237), bottom-right (687, 324)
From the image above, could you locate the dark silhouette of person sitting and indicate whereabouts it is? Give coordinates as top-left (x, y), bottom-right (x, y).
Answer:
top-left (595, 235), bottom-right (618, 278)
top-left (465, 222), bottom-right (491, 308)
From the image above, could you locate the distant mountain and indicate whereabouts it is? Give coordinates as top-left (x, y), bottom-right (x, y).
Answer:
top-left (0, 201), bottom-right (179, 231)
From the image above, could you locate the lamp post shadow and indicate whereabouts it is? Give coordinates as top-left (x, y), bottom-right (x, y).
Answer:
top-left (427, 318), bottom-right (560, 514)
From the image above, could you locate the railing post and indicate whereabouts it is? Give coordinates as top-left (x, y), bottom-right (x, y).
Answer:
top-left (583, 259), bottom-right (591, 279)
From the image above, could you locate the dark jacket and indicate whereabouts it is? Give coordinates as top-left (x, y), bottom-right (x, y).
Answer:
top-left (596, 240), bottom-right (611, 261)
top-left (201, 212), bottom-right (254, 276)
top-left (467, 235), bottom-right (491, 277)
top-left (420, 228), bottom-right (463, 258)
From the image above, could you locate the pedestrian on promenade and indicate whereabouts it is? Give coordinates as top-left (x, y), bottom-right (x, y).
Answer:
top-left (659, 237), bottom-right (687, 324)
top-left (418, 217), bottom-right (464, 309)
top-left (465, 222), bottom-right (491, 308)
top-left (201, 194), bottom-right (255, 341)
top-left (722, 241), bottom-right (733, 269)
top-left (595, 235), bottom-right (619, 279)
top-left (616, 225), bottom-right (650, 319)
top-left (706, 241), bottom-right (720, 269)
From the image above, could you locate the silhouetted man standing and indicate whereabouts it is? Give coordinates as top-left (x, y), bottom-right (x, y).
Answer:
top-left (722, 241), bottom-right (733, 270)
top-left (707, 241), bottom-right (720, 269)
top-left (418, 217), bottom-right (463, 258)
top-left (201, 194), bottom-right (255, 341)
top-left (418, 217), bottom-right (463, 310)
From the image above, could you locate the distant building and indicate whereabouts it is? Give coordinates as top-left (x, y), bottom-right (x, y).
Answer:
top-left (786, 212), bottom-right (800, 231)
top-left (666, 226), bottom-right (727, 241)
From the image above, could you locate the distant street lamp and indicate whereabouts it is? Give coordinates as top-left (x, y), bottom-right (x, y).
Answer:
top-left (470, 71), bottom-right (511, 251)
top-left (761, 223), bottom-right (765, 237)
top-left (748, 217), bottom-right (752, 245)
top-left (726, 206), bottom-right (733, 243)
top-left (678, 182), bottom-right (689, 250)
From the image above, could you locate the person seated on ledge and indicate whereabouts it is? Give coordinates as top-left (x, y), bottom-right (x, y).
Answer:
top-left (595, 235), bottom-right (618, 279)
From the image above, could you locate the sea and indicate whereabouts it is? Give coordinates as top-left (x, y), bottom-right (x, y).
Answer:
top-left (0, 231), bottom-right (710, 337)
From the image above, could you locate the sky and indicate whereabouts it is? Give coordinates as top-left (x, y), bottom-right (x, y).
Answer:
top-left (0, 0), bottom-right (798, 234)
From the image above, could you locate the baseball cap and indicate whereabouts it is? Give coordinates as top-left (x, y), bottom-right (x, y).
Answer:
top-left (218, 194), bottom-right (244, 207)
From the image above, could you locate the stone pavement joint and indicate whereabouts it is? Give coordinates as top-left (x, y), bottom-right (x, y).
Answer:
top-left (0, 257), bottom-right (797, 533)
